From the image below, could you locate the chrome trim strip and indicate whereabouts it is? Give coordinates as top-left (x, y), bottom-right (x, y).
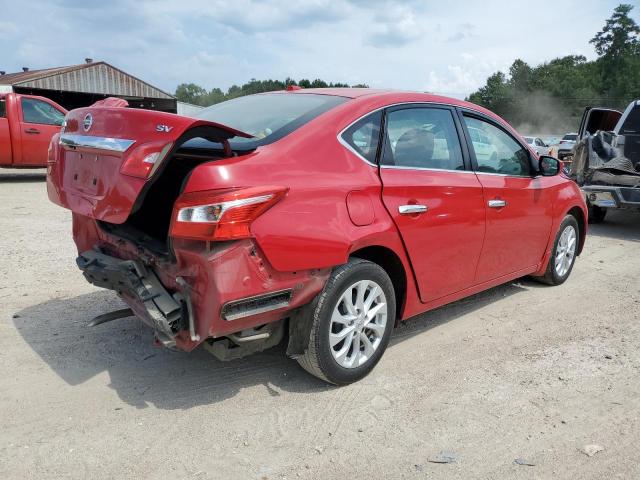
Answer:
top-left (60, 133), bottom-right (135, 153)
top-left (380, 165), bottom-right (476, 174)
top-left (221, 289), bottom-right (293, 321)
top-left (474, 171), bottom-right (534, 179)
top-left (337, 134), bottom-right (377, 167)
top-left (336, 101), bottom-right (535, 177)
top-left (337, 101), bottom-right (475, 168)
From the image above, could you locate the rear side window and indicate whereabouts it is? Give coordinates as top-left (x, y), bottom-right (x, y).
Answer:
top-left (382, 107), bottom-right (464, 171)
top-left (21, 98), bottom-right (65, 125)
top-left (340, 111), bottom-right (382, 163)
top-left (0, 99), bottom-right (5, 118)
top-left (464, 116), bottom-right (530, 176)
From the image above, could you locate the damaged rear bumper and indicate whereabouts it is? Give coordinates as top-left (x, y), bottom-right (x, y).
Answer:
top-left (77, 250), bottom-right (192, 346)
top-left (71, 213), bottom-right (331, 352)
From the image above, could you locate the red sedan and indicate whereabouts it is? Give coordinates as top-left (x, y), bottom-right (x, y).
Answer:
top-left (47, 88), bottom-right (587, 384)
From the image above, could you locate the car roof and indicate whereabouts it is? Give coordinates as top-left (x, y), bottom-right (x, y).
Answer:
top-left (282, 87), bottom-right (501, 118)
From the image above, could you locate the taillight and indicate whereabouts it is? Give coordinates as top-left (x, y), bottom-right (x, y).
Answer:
top-left (120, 141), bottom-right (173, 178)
top-left (170, 186), bottom-right (288, 241)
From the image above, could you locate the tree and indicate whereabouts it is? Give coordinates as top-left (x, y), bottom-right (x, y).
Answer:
top-left (591, 4), bottom-right (640, 102)
top-left (174, 83), bottom-right (208, 105)
top-left (175, 78), bottom-right (368, 106)
top-left (466, 4), bottom-right (640, 131)
top-left (590, 4), bottom-right (639, 58)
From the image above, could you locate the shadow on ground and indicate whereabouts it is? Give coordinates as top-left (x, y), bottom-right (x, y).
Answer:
top-left (0, 171), bottom-right (46, 182)
top-left (14, 280), bottom-right (531, 410)
top-left (587, 208), bottom-right (640, 242)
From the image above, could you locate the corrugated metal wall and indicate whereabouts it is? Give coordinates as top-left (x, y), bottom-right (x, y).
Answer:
top-left (18, 63), bottom-right (172, 99)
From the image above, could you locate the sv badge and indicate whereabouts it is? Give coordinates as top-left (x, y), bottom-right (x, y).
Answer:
top-left (156, 124), bottom-right (174, 133)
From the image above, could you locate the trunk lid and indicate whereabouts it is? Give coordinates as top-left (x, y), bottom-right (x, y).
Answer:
top-left (47, 106), bottom-right (251, 223)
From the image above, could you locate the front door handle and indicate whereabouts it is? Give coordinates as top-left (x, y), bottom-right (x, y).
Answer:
top-left (24, 128), bottom-right (40, 134)
top-left (488, 199), bottom-right (507, 208)
top-left (399, 204), bottom-right (428, 215)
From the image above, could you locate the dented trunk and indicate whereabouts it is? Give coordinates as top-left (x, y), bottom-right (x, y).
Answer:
top-left (47, 105), bottom-right (252, 225)
top-left (47, 104), bottom-right (329, 353)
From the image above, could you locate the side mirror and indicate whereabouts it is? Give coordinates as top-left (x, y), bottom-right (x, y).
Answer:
top-left (539, 155), bottom-right (560, 176)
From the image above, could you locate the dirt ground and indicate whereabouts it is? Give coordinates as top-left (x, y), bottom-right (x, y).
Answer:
top-left (1, 169), bottom-right (639, 480)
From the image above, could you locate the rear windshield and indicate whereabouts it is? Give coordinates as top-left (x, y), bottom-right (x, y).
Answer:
top-left (562, 134), bottom-right (578, 141)
top-left (524, 137), bottom-right (533, 144)
top-left (189, 93), bottom-right (347, 150)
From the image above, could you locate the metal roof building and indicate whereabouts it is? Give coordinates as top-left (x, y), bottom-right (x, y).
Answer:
top-left (0, 60), bottom-right (176, 112)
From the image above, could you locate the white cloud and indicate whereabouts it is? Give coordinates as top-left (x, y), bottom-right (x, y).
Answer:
top-left (0, 0), bottom-right (624, 98)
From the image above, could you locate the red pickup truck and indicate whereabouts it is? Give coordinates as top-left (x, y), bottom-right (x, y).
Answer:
top-left (0, 93), bottom-right (66, 168)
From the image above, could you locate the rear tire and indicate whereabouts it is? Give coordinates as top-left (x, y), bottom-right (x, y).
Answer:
top-left (297, 258), bottom-right (395, 385)
top-left (588, 204), bottom-right (607, 224)
top-left (535, 215), bottom-right (579, 286)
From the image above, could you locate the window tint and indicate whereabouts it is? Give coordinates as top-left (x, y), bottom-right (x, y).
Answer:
top-left (382, 107), bottom-right (464, 170)
top-left (341, 111), bottom-right (382, 163)
top-left (0, 99), bottom-right (5, 118)
top-left (463, 116), bottom-right (531, 176)
top-left (21, 98), bottom-right (65, 125)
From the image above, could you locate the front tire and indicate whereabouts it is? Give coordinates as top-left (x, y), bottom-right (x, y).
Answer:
top-left (297, 258), bottom-right (395, 385)
top-left (536, 215), bottom-right (579, 285)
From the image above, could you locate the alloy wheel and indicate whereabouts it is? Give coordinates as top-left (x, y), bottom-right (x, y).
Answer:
top-left (555, 225), bottom-right (577, 277)
top-left (329, 280), bottom-right (388, 369)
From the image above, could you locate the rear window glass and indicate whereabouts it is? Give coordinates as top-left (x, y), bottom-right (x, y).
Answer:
top-left (562, 134), bottom-right (577, 141)
top-left (524, 137), bottom-right (533, 144)
top-left (193, 93), bottom-right (347, 149)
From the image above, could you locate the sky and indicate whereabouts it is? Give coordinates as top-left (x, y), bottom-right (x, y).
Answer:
top-left (0, 0), bottom-right (627, 99)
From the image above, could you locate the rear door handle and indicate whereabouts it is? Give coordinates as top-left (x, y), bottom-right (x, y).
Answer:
top-left (488, 199), bottom-right (507, 208)
top-left (24, 128), bottom-right (40, 134)
top-left (399, 204), bottom-right (428, 215)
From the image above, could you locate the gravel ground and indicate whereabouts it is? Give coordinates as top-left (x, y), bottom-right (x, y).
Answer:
top-left (1, 169), bottom-right (639, 480)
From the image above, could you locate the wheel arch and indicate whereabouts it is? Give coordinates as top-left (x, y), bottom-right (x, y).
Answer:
top-left (566, 205), bottom-right (587, 255)
top-left (349, 245), bottom-right (407, 322)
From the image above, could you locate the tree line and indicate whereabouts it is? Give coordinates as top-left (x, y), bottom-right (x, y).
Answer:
top-left (466, 4), bottom-right (640, 133)
top-left (174, 4), bottom-right (639, 134)
top-left (175, 78), bottom-right (369, 107)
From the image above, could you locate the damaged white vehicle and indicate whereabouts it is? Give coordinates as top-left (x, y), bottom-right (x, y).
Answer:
top-left (570, 100), bottom-right (640, 223)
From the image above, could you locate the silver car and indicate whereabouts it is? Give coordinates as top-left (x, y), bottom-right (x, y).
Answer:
top-left (523, 136), bottom-right (551, 156)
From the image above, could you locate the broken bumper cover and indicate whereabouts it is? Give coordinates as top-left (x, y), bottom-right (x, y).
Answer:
top-left (76, 250), bottom-right (186, 345)
top-left (582, 185), bottom-right (640, 209)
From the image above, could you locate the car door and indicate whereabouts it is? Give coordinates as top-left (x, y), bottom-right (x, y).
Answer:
top-left (378, 105), bottom-right (486, 302)
top-left (18, 96), bottom-right (65, 166)
top-left (459, 112), bottom-right (554, 283)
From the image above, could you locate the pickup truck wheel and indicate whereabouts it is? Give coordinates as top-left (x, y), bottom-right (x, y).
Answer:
top-left (296, 258), bottom-right (395, 385)
top-left (588, 204), bottom-right (607, 224)
top-left (537, 215), bottom-right (579, 286)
